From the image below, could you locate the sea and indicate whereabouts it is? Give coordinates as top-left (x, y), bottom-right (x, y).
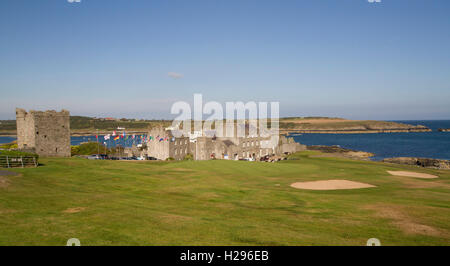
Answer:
top-left (1, 120), bottom-right (449, 160)
top-left (289, 120), bottom-right (450, 161)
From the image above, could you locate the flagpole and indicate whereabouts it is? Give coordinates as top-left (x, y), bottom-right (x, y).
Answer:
top-left (96, 129), bottom-right (99, 154)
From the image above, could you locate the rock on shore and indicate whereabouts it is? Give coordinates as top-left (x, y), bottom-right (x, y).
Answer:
top-left (382, 157), bottom-right (450, 170)
top-left (306, 145), bottom-right (374, 158)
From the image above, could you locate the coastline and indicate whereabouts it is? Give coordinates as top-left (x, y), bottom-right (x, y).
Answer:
top-left (304, 145), bottom-right (450, 170)
top-left (287, 120), bottom-right (450, 163)
top-left (0, 130), bottom-right (150, 137)
top-left (2, 120), bottom-right (449, 163)
top-left (0, 127), bottom-right (434, 137)
top-left (281, 128), bottom-right (432, 134)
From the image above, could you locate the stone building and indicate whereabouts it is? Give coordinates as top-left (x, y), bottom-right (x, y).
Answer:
top-left (16, 108), bottom-right (71, 157)
top-left (147, 127), bottom-right (191, 160)
top-left (145, 125), bottom-right (306, 161)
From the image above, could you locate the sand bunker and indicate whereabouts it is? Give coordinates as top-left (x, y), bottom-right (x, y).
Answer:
top-left (0, 177), bottom-right (10, 188)
top-left (290, 180), bottom-right (375, 190)
top-left (387, 171), bottom-right (438, 179)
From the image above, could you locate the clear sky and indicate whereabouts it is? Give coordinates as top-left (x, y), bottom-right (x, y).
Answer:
top-left (0, 0), bottom-right (449, 120)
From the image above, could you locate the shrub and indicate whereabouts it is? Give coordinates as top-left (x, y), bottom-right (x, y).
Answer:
top-left (0, 150), bottom-right (38, 158)
top-left (71, 146), bottom-right (80, 155)
top-left (183, 154), bottom-right (194, 161)
top-left (71, 142), bottom-right (110, 156)
top-left (0, 141), bottom-right (18, 149)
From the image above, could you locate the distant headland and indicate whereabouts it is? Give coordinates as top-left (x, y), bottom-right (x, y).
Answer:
top-left (279, 117), bottom-right (431, 134)
top-left (0, 116), bottom-right (432, 136)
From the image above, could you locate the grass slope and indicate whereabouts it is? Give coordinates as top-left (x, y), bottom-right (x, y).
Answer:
top-left (1, 151), bottom-right (449, 246)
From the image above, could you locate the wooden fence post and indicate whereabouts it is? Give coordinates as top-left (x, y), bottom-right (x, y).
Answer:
top-left (33, 157), bottom-right (37, 167)
top-left (6, 156), bottom-right (10, 168)
top-left (21, 156), bottom-right (24, 168)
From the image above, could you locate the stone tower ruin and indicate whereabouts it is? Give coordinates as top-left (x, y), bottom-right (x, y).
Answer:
top-left (16, 108), bottom-right (71, 157)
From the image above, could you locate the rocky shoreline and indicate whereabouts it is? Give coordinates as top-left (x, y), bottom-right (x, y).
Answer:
top-left (438, 128), bottom-right (450, 132)
top-left (306, 145), bottom-right (450, 170)
top-left (382, 157), bottom-right (450, 170)
top-left (306, 145), bottom-right (374, 159)
top-left (281, 127), bottom-right (432, 134)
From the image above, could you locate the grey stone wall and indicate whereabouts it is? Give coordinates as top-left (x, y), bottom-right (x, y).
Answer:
top-left (277, 136), bottom-right (307, 154)
top-left (170, 137), bottom-right (190, 160)
top-left (16, 108), bottom-right (71, 157)
top-left (16, 108), bottom-right (36, 150)
top-left (145, 127), bottom-right (304, 161)
top-left (146, 127), bottom-right (171, 160)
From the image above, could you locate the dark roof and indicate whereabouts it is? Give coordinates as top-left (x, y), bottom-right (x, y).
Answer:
top-left (221, 140), bottom-right (235, 147)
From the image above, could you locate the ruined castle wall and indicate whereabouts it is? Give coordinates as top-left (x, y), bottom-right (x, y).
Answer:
top-left (33, 110), bottom-right (71, 157)
top-left (277, 136), bottom-right (307, 154)
top-left (194, 137), bottom-right (216, 160)
top-left (146, 127), bottom-right (305, 161)
top-left (147, 138), bottom-right (170, 160)
top-left (146, 127), bottom-right (170, 160)
top-left (16, 108), bottom-right (36, 150)
top-left (238, 136), bottom-right (274, 158)
top-left (169, 137), bottom-right (190, 160)
top-left (15, 108), bottom-right (71, 157)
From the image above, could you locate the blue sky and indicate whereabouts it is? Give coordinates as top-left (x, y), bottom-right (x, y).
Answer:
top-left (0, 0), bottom-right (449, 120)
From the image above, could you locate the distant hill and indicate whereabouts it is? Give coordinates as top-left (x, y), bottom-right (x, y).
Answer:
top-left (0, 116), bottom-right (431, 136)
top-left (0, 120), bottom-right (16, 131)
top-left (69, 116), bottom-right (170, 131)
top-left (279, 117), bottom-right (431, 133)
top-left (0, 116), bottom-right (172, 136)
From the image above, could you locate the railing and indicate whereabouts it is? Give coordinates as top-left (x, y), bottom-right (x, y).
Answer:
top-left (0, 156), bottom-right (38, 168)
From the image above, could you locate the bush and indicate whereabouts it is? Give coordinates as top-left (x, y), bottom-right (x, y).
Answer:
top-left (183, 154), bottom-right (194, 161)
top-left (166, 157), bottom-right (175, 161)
top-left (71, 142), bottom-right (110, 156)
top-left (0, 150), bottom-right (38, 158)
top-left (0, 141), bottom-right (18, 149)
top-left (71, 146), bottom-right (80, 155)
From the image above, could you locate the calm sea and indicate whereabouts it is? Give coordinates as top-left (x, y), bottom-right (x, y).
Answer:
top-left (290, 120), bottom-right (450, 160)
top-left (1, 120), bottom-right (449, 160)
top-left (0, 135), bottom-right (146, 149)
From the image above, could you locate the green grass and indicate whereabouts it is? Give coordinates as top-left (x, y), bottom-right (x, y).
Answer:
top-left (1, 151), bottom-right (449, 246)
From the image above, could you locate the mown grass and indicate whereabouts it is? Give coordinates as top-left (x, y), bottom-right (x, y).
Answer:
top-left (1, 151), bottom-right (449, 246)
